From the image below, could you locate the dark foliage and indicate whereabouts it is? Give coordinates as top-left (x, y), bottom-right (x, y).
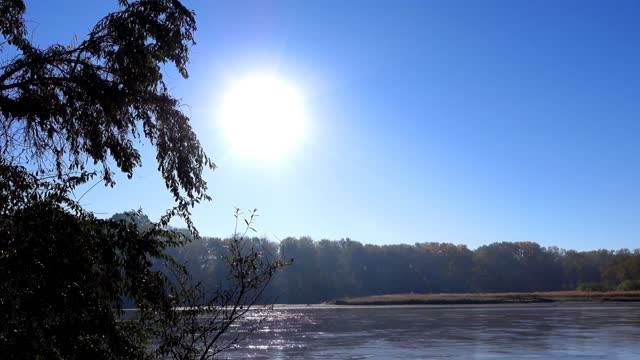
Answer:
top-left (1, 0), bottom-right (213, 230)
top-left (0, 204), bottom-right (181, 359)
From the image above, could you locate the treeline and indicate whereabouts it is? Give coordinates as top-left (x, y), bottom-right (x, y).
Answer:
top-left (167, 235), bottom-right (640, 304)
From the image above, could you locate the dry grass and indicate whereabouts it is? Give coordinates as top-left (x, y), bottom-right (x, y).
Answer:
top-left (332, 291), bottom-right (640, 305)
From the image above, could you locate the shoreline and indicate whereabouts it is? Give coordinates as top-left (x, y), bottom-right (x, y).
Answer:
top-left (328, 291), bottom-right (640, 306)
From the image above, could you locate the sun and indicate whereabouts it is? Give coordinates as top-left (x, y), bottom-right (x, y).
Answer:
top-left (218, 72), bottom-right (307, 161)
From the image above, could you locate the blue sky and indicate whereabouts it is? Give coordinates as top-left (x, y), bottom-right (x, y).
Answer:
top-left (21, 1), bottom-right (640, 250)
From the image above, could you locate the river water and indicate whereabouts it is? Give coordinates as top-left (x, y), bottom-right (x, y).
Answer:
top-left (220, 303), bottom-right (640, 359)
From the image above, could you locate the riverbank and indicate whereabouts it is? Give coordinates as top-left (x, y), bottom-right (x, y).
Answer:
top-left (329, 291), bottom-right (640, 305)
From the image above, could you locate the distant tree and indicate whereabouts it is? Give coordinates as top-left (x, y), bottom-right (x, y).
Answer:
top-left (278, 237), bottom-right (318, 303)
top-left (0, 1), bottom-right (287, 358)
top-left (164, 235), bottom-right (640, 304)
top-left (603, 249), bottom-right (640, 288)
top-left (560, 250), bottom-right (599, 289)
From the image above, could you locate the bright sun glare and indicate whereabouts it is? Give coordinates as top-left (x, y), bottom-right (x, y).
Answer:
top-left (219, 72), bottom-right (307, 161)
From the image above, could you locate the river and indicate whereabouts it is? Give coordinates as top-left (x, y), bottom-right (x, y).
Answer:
top-left (220, 303), bottom-right (640, 359)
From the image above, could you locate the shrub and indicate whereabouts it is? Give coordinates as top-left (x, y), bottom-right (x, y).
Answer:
top-left (617, 280), bottom-right (640, 291)
top-left (576, 283), bottom-right (609, 292)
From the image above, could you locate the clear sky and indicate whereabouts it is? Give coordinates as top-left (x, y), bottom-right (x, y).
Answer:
top-left (21, 0), bottom-right (640, 250)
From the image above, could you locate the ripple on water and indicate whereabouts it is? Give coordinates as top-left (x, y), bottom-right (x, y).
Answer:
top-left (221, 304), bottom-right (640, 359)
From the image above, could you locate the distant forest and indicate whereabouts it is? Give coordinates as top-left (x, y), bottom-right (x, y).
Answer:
top-left (162, 226), bottom-right (640, 304)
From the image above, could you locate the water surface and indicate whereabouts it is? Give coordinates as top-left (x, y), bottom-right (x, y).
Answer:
top-left (223, 303), bottom-right (640, 359)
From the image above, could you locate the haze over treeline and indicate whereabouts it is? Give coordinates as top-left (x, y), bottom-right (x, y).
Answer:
top-left (155, 218), bottom-right (640, 304)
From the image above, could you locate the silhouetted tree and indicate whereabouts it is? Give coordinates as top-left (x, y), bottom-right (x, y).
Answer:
top-left (1, 1), bottom-right (287, 358)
